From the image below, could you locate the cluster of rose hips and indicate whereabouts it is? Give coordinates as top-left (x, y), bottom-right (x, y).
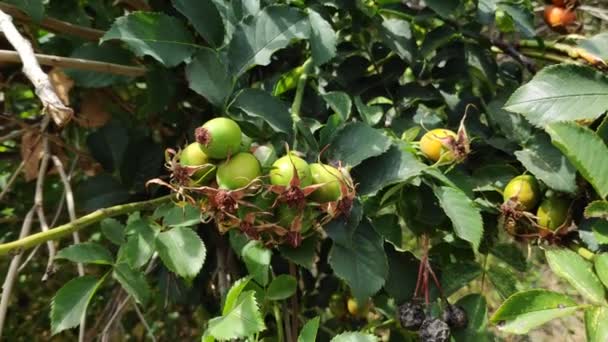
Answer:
top-left (149, 117), bottom-right (356, 247)
top-left (501, 174), bottom-right (571, 239)
top-left (397, 300), bottom-right (467, 342)
top-left (544, 0), bottom-right (578, 32)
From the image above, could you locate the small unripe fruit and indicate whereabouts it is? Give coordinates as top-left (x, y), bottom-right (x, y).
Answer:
top-left (544, 5), bottom-right (576, 29)
top-left (347, 297), bottom-right (370, 317)
top-left (270, 153), bottom-right (312, 187)
top-left (216, 152), bottom-right (261, 190)
top-left (310, 163), bottom-right (343, 203)
top-left (503, 175), bottom-right (540, 211)
top-left (441, 304), bottom-right (468, 329)
top-left (329, 293), bottom-right (346, 318)
top-left (537, 196), bottom-right (570, 230)
top-left (179, 142), bottom-right (215, 184)
top-left (420, 129), bottom-right (457, 162)
top-left (196, 118), bottom-right (242, 159)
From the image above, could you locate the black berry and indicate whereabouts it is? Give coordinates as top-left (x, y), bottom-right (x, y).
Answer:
top-left (442, 304), bottom-right (468, 329)
top-left (419, 317), bottom-right (450, 342)
top-left (397, 301), bottom-right (425, 330)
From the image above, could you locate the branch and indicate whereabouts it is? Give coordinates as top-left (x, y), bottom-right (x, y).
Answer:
top-left (0, 195), bottom-right (173, 257)
top-left (0, 3), bottom-right (104, 41)
top-left (0, 50), bottom-right (147, 77)
top-left (0, 10), bottom-right (73, 126)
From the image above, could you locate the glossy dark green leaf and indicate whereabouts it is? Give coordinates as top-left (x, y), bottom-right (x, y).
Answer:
top-left (441, 261), bottom-right (482, 296)
top-left (488, 264), bottom-right (518, 299)
top-left (352, 145), bottom-right (424, 196)
top-left (162, 204), bottom-right (201, 227)
top-left (505, 65), bottom-right (608, 127)
top-left (101, 12), bottom-right (196, 67)
top-left (327, 122), bottom-right (391, 168)
top-left (65, 43), bottom-right (133, 87)
top-left (56, 242), bottom-right (113, 265)
top-left (100, 218), bottom-right (125, 245)
top-left (425, 0), bottom-right (460, 18)
top-left (490, 289), bottom-right (580, 334)
top-left (266, 275), bottom-right (297, 300)
top-left (186, 49), bottom-right (233, 107)
top-left (86, 121), bottom-right (128, 172)
top-left (434, 186), bottom-right (483, 252)
top-left (322, 91), bottom-right (351, 120)
top-left (490, 243), bottom-right (527, 272)
top-left (279, 236), bottom-right (317, 270)
top-left (242, 240), bottom-right (272, 286)
top-left (329, 221), bottom-right (388, 302)
top-left (546, 248), bottom-right (606, 304)
top-left (546, 122), bottom-right (608, 199)
top-left (453, 294), bottom-right (490, 342)
top-left (122, 219), bottom-right (157, 269)
top-left (486, 96), bottom-right (533, 145)
top-left (156, 227), bottom-right (206, 279)
top-left (378, 18), bottom-right (414, 62)
top-left (76, 174), bottom-right (129, 212)
top-left (6, 0), bottom-right (43, 21)
top-left (308, 9), bottom-right (336, 66)
top-left (298, 316), bottom-right (320, 342)
top-left (384, 246), bottom-right (418, 303)
top-left (113, 262), bottom-right (150, 306)
top-left (515, 135), bottom-right (577, 194)
top-left (172, 0), bottom-right (224, 47)
top-left (231, 89), bottom-right (293, 134)
top-left (594, 253), bottom-right (608, 290)
top-left (498, 4), bottom-right (535, 38)
top-left (51, 275), bottom-right (105, 335)
top-left (371, 214), bottom-right (401, 247)
top-left (228, 5), bottom-right (310, 76)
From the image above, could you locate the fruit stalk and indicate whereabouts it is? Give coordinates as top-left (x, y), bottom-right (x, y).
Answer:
top-left (290, 57), bottom-right (314, 147)
top-left (0, 195), bottom-right (174, 256)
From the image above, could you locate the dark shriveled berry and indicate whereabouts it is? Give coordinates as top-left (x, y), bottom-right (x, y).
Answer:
top-left (397, 301), bottom-right (425, 330)
top-left (419, 317), bottom-right (450, 342)
top-left (442, 304), bottom-right (468, 329)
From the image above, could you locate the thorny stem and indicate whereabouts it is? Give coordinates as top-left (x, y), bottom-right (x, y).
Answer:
top-left (0, 195), bottom-right (174, 256)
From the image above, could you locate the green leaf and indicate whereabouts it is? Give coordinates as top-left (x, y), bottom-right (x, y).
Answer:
top-left (65, 43), bottom-right (133, 88)
top-left (308, 10), bottom-right (336, 66)
top-left (231, 89), bottom-right (292, 134)
top-left (546, 122), bottom-right (608, 199)
top-left (378, 18), bottom-right (414, 62)
top-left (327, 123), bottom-right (392, 168)
top-left (266, 275), bottom-right (297, 301)
top-left (329, 221), bottom-right (388, 302)
top-left (101, 218), bottom-right (125, 245)
top-left (122, 219), bottom-right (157, 269)
top-left (113, 262), bottom-right (150, 306)
top-left (546, 248), bottom-right (606, 304)
top-left (486, 96), bottom-right (533, 145)
top-left (86, 122), bottom-right (128, 173)
top-left (351, 145), bottom-right (424, 196)
top-left (155, 227), bottom-right (206, 279)
top-left (585, 201), bottom-right (608, 220)
top-left (371, 214), bottom-right (401, 247)
top-left (505, 65), bottom-right (608, 127)
top-left (441, 261), bottom-right (483, 296)
top-left (434, 186), bottom-right (483, 252)
top-left (242, 240), bottom-right (271, 286)
top-left (490, 289), bottom-right (580, 334)
top-left (515, 135), bottom-right (577, 194)
top-left (425, 0), bottom-right (460, 18)
top-left (591, 219), bottom-right (608, 245)
top-left (490, 243), bottom-right (527, 272)
top-left (162, 204), bottom-right (201, 227)
top-left (384, 247), bottom-right (418, 303)
top-left (207, 291), bottom-right (265, 340)
top-left (354, 96), bottom-right (383, 126)
top-left (6, 0), bottom-right (44, 21)
top-left (453, 294), bottom-right (490, 342)
top-left (322, 91), bottom-right (351, 120)
top-left (186, 49), bottom-right (233, 107)
top-left (579, 33), bottom-right (608, 61)
top-left (172, 0), bottom-right (224, 47)
top-left (498, 4), bottom-right (535, 38)
top-left (298, 316), bottom-right (320, 342)
top-left (331, 332), bottom-right (377, 342)
top-left (77, 175), bottom-right (130, 212)
top-left (222, 276), bottom-right (252, 315)
top-left (594, 253), bottom-right (608, 290)
top-left (56, 242), bottom-right (113, 265)
top-left (585, 306), bottom-right (608, 342)
top-left (51, 275), bottom-right (105, 335)
top-left (279, 237), bottom-right (317, 270)
top-left (101, 12), bottom-right (196, 67)
top-left (228, 5), bottom-right (310, 76)
top-left (488, 264), bottom-right (518, 299)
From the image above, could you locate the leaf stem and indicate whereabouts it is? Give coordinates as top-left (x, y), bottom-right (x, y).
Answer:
top-left (0, 195), bottom-right (173, 257)
top-left (569, 243), bottom-right (596, 262)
